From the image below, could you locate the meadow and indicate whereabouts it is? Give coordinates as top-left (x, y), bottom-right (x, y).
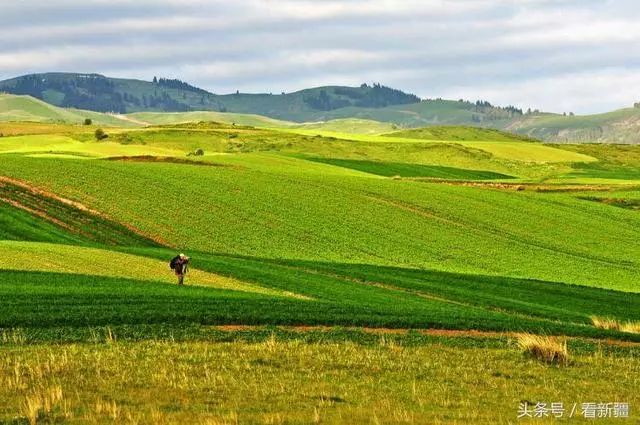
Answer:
top-left (1, 120), bottom-right (639, 423)
top-left (1, 333), bottom-right (639, 424)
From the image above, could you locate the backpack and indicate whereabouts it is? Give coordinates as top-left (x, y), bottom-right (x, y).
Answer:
top-left (169, 256), bottom-right (180, 270)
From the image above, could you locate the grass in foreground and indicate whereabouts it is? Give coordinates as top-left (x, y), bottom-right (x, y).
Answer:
top-left (0, 334), bottom-right (638, 424)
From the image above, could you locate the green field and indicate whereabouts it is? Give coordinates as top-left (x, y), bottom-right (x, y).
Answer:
top-left (1, 120), bottom-right (639, 423)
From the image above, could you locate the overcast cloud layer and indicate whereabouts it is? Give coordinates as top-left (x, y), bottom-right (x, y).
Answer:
top-left (1, 0), bottom-right (638, 114)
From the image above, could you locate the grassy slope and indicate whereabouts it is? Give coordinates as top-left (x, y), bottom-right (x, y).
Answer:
top-left (2, 201), bottom-right (638, 335)
top-left (0, 134), bottom-right (183, 158)
top-left (282, 129), bottom-right (596, 163)
top-left (304, 157), bottom-right (514, 180)
top-left (299, 99), bottom-right (488, 126)
top-left (0, 241), bottom-right (278, 296)
top-left (1, 126), bottom-right (640, 338)
top-left (127, 110), bottom-right (293, 128)
top-left (0, 94), bottom-right (139, 127)
top-left (293, 118), bottom-right (398, 134)
top-left (121, 126), bottom-right (566, 178)
top-left (386, 126), bottom-right (537, 142)
top-left (0, 154), bottom-right (638, 293)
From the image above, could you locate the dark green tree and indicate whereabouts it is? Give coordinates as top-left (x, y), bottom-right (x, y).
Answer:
top-left (94, 128), bottom-right (108, 140)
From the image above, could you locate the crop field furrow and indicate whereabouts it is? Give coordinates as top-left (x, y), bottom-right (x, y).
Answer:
top-left (303, 157), bottom-right (515, 180)
top-left (356, 184), bottom-right (640, 275)
top-left (264, 257), bottom-right (640, 321)
top-left (270, 261), bottom-right (587, 327)
top-left (0, 177), bottom-right (162, 247)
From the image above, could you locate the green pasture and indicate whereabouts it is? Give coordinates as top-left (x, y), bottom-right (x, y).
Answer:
top-left (283, 128), bottom-right (597, 163)
top-left (1, 151), bottom-right (639, 293)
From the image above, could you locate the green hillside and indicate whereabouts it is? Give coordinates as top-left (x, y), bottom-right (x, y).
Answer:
top-left (5, 72), bottom-right (640, 143)
top-left (386, 126), bottom-right (537, 142)
top-left (0, 93), bottom-right (140, 127)
top-left (293, 118), bottom-right (398, 134)
top-left (0, 73), bottom-right (421, 116)
top-left (127, 110), bottom-right (293, 128)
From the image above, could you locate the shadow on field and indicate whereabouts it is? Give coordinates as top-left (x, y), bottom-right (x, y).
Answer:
top-left (96, 247), bottom-right (640, 341)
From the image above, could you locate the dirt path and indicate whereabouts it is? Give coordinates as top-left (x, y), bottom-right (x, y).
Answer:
top-left (109, 113), bottom-right (151, 127)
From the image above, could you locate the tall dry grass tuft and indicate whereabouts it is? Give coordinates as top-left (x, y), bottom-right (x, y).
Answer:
top-left (590, 316), bottom-right (619, 330)
top-left (94, 398), bottom-right (119, 420)
top-left (516, 333), bottom-right (569, 365)
top-left (105, 327), bottom-right (116, 343)
top-left (620, 322), bottom-right (640, 334)
top-left (22, 385), bottom-right (64, 425)
top-left (591, 316), bottom-right (640, 334)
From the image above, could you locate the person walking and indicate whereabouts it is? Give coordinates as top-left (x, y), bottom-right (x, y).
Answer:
top-left (170, 253), bottom-right (190, 285)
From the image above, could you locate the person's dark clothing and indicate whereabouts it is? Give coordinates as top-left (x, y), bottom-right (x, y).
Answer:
top-left (174, 257), bottom-right (189, 285)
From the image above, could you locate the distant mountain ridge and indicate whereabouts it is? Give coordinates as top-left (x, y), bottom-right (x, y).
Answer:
top-left (0, 72), bottom-right (421, 117)
top-left (0, 72), bottom-right (521, 123)
top-left (3, 72), bottom-right (640, 143)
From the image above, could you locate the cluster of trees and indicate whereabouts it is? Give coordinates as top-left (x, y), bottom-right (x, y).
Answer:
top-left (140, 92), bottom-right (191, 111)
top-left (153, 77), bottom-right (208, 94)
top-left (303, 83), bottom-right (421, 111)
top-left (473, 100), bottom-right (522, 116)
top-left (303, 90), bottom-right (350, 111)
top-left (634, 102), bottom-right (640, 108)
top-left (455, 98), bottom-right (524, 121)
top-left (1, 74), bottom-right (195, 113)
top-left (7, 74), bottom-right (128, 112)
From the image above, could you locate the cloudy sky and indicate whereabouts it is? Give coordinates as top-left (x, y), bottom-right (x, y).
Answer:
top-left (1, 0), bottom-right (638, 114)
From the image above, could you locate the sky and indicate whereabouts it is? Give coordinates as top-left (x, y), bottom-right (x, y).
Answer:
top-left (0, 0), bottom-right (638, 114)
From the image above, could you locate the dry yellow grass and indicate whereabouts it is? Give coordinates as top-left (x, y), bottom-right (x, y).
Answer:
top-left (620, 322), bottom-right (640, 334)
top-left (22, 385), bottom-right (66, 425)
top-left (591, 316), bottom-right (640, 334)
top-left (2, 338), bottom-right (640, 424)
top-left (516, 333), bottom-right (569, 365)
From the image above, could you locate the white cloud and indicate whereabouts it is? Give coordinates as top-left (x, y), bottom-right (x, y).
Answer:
top-left (0, 0), bottom-right (638, 113)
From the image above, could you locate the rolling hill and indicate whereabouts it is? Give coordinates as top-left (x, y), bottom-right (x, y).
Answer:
top-left (0, 73), bottom-right (422, 117)
top-left (504, 107), bottom-right (640, 143)
top-left (4, 72), bottom-right (640, 143)
top-left (0, 93), bottom-right (139, 127)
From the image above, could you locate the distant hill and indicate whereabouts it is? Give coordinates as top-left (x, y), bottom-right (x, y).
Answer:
top-left (504, 108), bottom-right (640, 144)
top-left (127, 110), bottom-right (293, 128)
top-left (0, 93), bottom-right (139, 127)
top-left (0, 73), bottom-right (421, 117)
top-left (4, 72), bottom-right (640, 143)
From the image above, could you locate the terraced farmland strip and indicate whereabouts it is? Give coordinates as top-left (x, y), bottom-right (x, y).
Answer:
top-left (304, 157), bottom-right (514, 180)
top-left (0, 241), bottom-right (286, 297)
top-left (0, 177), bottom-right (161, 247)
